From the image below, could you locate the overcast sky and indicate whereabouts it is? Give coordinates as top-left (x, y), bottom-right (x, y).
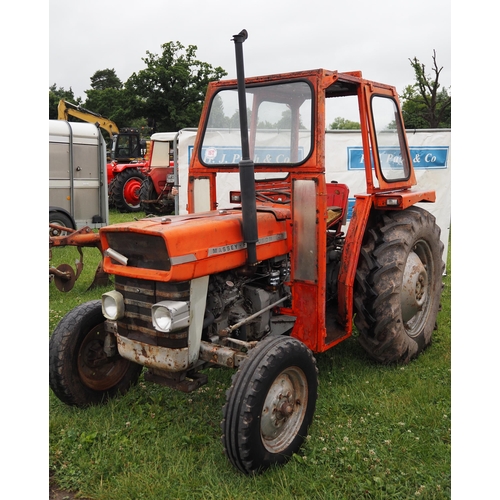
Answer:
top-left (49, 0), bottom-right (451, 102)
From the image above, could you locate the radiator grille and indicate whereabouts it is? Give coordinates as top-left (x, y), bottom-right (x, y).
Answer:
top-left (105, 232), bottom-right (171, 271)
top-left (114, 276), bottom-right (190, 348)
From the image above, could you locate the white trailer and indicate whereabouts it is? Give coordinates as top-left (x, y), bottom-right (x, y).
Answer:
top-left (49, 120), bottom-right (108, 232)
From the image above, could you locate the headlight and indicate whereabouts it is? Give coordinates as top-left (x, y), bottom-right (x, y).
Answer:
top-left (152, 300), bottom-right (190, 332)
top-left (102, 291), bottom-right (125, 320)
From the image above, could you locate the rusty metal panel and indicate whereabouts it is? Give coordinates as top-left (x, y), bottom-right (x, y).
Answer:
top-left (116, 334), bottom-right (191, 372)
top-left (292, 179), bottom-right (318, 282)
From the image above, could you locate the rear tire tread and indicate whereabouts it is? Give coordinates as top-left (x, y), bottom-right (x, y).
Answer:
top-left (354, 207), bottom-right (444, 364)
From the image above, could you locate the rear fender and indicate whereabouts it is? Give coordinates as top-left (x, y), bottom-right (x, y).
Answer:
top-left (337, 195), bottom-right (373, 328)
top-left (149, 167), bottom-right (175, 191)
top-left (337, 189), bottom-right (435, 325)
top-left (112, 162), bottom-right (148, 175)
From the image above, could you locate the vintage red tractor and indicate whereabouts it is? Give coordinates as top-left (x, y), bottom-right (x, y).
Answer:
top-left (49, 31), bottom-right (444, 475)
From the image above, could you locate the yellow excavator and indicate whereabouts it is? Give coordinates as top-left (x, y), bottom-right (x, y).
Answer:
top-left (57, 100), bottom-right (146, 161)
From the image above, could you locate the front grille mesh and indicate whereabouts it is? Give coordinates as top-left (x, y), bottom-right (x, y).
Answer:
top-left (114, 276), bottom-right (190, 348)
top-left (105, 232), bottom-right (171, 271)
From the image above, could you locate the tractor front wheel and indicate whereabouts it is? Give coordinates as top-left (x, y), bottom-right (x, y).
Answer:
top-left (354, 206), bottom-right (444, 364)
top-left (109, 168), bottom-right (145, 213)
top-left (49, 300), bottom-right (142, 407)
top-left (221, 336), bottom-right (318, 475)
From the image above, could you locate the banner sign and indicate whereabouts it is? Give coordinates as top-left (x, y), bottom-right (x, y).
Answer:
top-left (178, 128), bottom-right (451, 264)
top-left (200, 146), bottom-right (304, 165)
top-left (348, 146), bottom-right (449, 170)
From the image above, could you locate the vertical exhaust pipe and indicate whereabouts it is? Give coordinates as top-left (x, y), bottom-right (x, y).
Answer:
top-left (232, 29), bottom-right (258, 265)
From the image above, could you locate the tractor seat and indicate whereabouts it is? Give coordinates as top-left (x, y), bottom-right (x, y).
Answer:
top-left (326, 183), bottom-right (349, 229)
top-left (327, 207), bottom-right (343, 226)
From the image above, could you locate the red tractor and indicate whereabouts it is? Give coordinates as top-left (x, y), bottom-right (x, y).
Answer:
top-left (107, 158), bottom-right (148, 213)
top-left (139, 132), bottom-right (179, 215)
top-left (49, 31), bottom-right (444, 475)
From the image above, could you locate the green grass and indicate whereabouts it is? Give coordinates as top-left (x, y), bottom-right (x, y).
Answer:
top-left (49, 209), bottom-right (451, 499)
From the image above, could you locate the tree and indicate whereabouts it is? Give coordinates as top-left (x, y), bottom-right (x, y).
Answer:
top-left (48, 84), bottom-right (81, 119)
top-left (80, 69), bottom-right (138, 131)
top-left (125, 41), bottom-right (227, 132)
top-left (328, 117), bottom-right (361, 130)
top-left (401, 50), bottom-right (451, 129)
top-left (83, 87), bottom-right (139, 131)
top-left (89, 69), bottom-right (122, 91)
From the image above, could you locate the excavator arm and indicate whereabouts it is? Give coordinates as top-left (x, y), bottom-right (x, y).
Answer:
top-left (57, 100), bottom-right (120, 138)
top-left (57, 100), bottom-right (146, 165)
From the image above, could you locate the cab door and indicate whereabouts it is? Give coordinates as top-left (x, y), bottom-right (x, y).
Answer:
top-left (363, 85), bottom-right (417, 193)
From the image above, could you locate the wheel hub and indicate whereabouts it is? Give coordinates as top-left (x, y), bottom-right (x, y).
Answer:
top-left (77, 325), bottom-right (130, 391)
top-left (123, 177), bottom-right (142, 207)
top-left (278, 399), bottom-right (294, 418)
top-left (49, 225), bottom-right (64, 237)
top-left (260, 367), bottom-right (307, 453)
top-left (401, 250), bottom-right (428, 323)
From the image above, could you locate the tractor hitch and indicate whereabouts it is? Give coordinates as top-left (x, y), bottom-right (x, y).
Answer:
top-left (49, 225), bottom-right (111, 292)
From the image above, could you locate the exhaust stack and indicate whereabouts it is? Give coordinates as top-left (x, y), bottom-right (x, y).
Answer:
top-left (232, 29), bottom-right (258, 265)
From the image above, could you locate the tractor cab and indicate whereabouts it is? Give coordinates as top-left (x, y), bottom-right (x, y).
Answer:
top-left (187, 68), bottom-right (435, 352)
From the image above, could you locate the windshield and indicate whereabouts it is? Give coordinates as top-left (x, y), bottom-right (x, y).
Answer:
top-left (200, 81), bottom-right (313, 167)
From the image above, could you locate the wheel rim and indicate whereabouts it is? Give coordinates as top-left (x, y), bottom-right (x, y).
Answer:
top-left (123, 177), bottom-right (142, 207)
top-left (49, 223), bottom-right (66, 237)
top-left (49, 217), bottom-right (71, 236)
top-left (77, 324), bottom-right (130, 391)
top-left (401, 239), bottom-right (434, 337)
top-left (260, 366), bottom-right (308, 453)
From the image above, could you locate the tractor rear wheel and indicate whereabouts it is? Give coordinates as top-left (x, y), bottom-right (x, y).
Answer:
top-left (109, 168), bottom-right (145, 213)
top-left (221, 336), bottom-right (318, 475)
top-left (49, 300), bottom-right (142, 407)
top-left (354, 206), bottom-right (444, 364)
top-left (139, 176), bottom-right (175, 215)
